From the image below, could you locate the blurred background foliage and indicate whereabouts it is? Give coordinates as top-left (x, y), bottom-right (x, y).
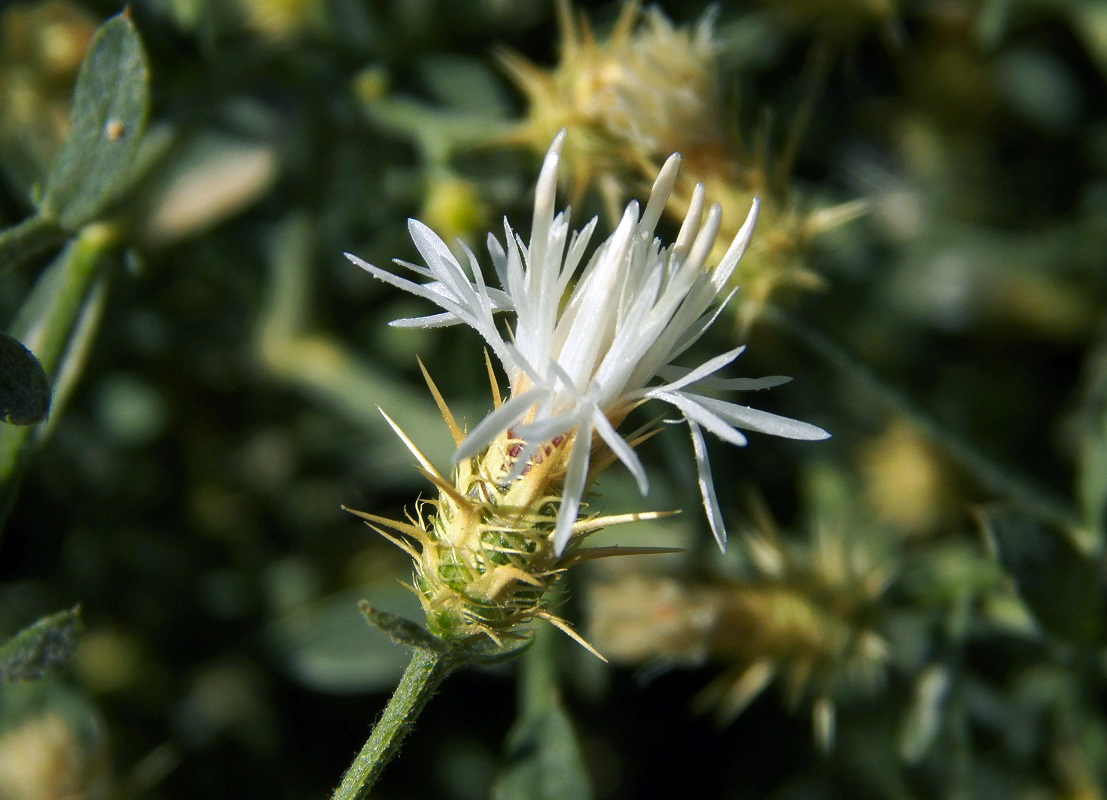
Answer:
top-left (1, 0), bottom-right (1106, 798)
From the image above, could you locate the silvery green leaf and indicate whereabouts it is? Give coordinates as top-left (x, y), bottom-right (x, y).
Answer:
top-left (41, 11), bottom-right (149, 231)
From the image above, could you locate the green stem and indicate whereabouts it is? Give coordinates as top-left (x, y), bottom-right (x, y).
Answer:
top-left (0, 213), bottom-right (66, 273)
top-left (331, 647), bottom-right (456, 800)
top-left (765, 306), bottom-right (1079, 530)
top-left (0, 224), bottom-right (117, 529)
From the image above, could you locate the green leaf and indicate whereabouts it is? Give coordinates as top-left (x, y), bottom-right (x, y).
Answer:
top-left (493, 698), bottom-right (594, 800)
top-left (0, 607), bottom-right (83, 683)
top-left (0, 332), bottom-right (51, 425)
top-left (982, 505), bottom-right (1105, 647)
top-left (41, 11), bottom-right (150, 231)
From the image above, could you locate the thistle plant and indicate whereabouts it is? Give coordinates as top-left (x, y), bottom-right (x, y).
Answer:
top-left (332, 131), bottom-right (828, 797)
top-left (3, 4), bottom-right (1106, 800)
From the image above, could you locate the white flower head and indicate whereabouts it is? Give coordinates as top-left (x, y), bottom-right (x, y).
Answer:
top-left (346, 131), bottom-right (828, 556)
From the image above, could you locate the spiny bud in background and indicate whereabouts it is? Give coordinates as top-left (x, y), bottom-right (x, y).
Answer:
top-left (589, 516), bottom-right (891, 749)
top-left (345, 132), bottom-right (828, 652)
top-left (498, 1), bottom-right (726, 207)
top-left (499, 1), bottom-right (866, 330)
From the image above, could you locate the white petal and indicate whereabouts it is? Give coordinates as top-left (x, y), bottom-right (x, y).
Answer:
top-left (687, 419), bottom-right (727, 550)
top-left (713, 198), bottom-right (760, 289)
top-left (591, 406), bottom-right (649, 495)
top-left (648, 390), bottom-right (749, 447)
top-left (655, 366), bottom-right (792, 391)
top-left (683, 203), bottom-right (722, 272)
top-left (553, 417), bottom-right (593, 556)
top-left (486, 230), bottom-right (509, 289)
top-left (674, 183), bottom-right (706, 255)
top-left (528, 131), bottom-right (566, 274)
top-left (346, 254), bottom-right (466, 317)
top-left (408, 220), bottom-right (465, 287)
top-left (648, 346), bottom-right (746, 393)
top-left (694, 394), bottom-right (831, 441)
top-left (640, 153), bottom-right (681, 236)
top-left (389, 257), bottom-right (435, 280)
top-left (389, 313), bottom-right (462, 328)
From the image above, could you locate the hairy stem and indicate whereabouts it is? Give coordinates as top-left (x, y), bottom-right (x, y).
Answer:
top-left (331, 647), bottom-right (456, 800)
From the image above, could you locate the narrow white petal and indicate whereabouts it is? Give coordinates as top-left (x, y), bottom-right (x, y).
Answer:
top-left (553, 418), bottom-right (592, 556)
top-left (649, 346), bottom-right (747, 393)
top-left (655, 366), bottom-right (792, 391)
top-left (486, 230), bottom-right (509, 289)
top-left (529, 131), bottom-right (566, 272)
top-left (687, 419), bottom-right (727, 550)
top-left (389, 313), bottom-right (462, 328)
top-left (388, 257), bottom-right (435, 280)
top-left (650, 390), bottom-right (749, 446)
top-left (713, 198), bottom-right (760, 289)
top-left (591, 406), bottom-right (649, 495)
top-left (407, 220), bottom-right (468, 291)
top-left (694, 394), bottom-right (831, 441)
top-left (563, 218), bottom-right (599, 290)
top-left (500, 219), bottom-right (525, 303)
top-left (674, 183), bottom-right (706, 255)
top-left (683, 203), bottom-right (723, 272)
top-left (347, 254), bottom-right (465, 315)
top-left (640, 153), bottom-right (681, 236)
top-left (459, 240), bottom-right (494, 305)
top-left (556, 206), bottom-right (638, 384)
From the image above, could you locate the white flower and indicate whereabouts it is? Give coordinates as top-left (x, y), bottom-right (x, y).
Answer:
top-left (346, 131), bottom-right (829, 555)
